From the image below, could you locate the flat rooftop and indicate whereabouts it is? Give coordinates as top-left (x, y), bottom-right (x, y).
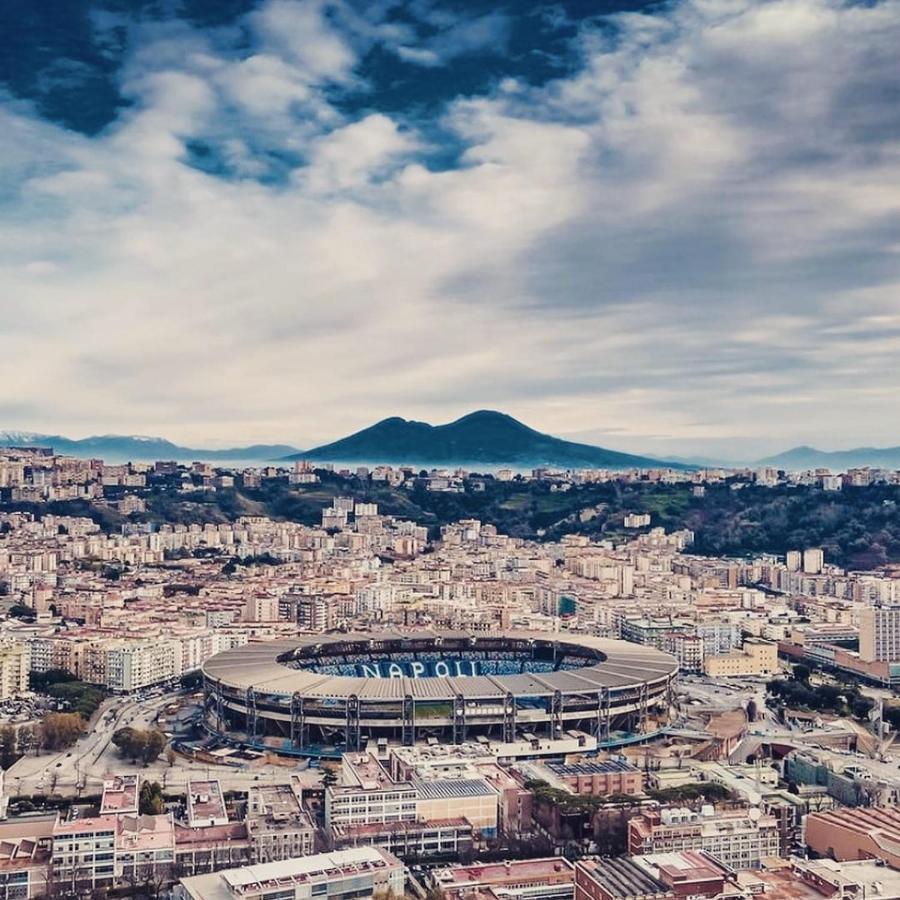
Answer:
top-left (178, 848), bottom-right (402, 900)
top-left (343, 753), bottom-right (396, 790)
top-left (436, 857), bottom-right (575, 887)
top-left (187, 780), bottom-right (228, 824)
top-left (546, 759), bottom-right (639, 776)
top-left (100, 774), bottom-right (140, 815)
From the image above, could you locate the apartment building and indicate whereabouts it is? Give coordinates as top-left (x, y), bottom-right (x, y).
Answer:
top-left (662, 633), bottom-right (704, 673)
top-left (116, 814), bottom-right (176, 883)
top-left (0, 641), bottom-right (30, 700)
top-left (0, 817), bottom-right (54, 899)
top-left (106, 640), bottom-right (177, 692)
top-left (628, 807), bottom-right (780, 869)
top-left (534, 760), bottom-right (644, 797)
top-left (186, 781), bottom-right (229, 828)
top-left (860, 606), bottom-right (900, 663)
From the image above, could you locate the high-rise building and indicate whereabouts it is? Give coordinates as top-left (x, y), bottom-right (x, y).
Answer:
top-left (0, 642), bottom-right (30, 700)
top-left (803, 548), bottom-right (824, 575)
top-left (859, 606), bottom-right (900, 663)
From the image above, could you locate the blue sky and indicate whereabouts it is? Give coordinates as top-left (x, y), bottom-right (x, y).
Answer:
top-left (1, 0), bottom-right (899, 457)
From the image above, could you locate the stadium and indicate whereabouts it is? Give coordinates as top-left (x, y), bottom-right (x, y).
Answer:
top-left (201, 630), bottom-right (679, 756)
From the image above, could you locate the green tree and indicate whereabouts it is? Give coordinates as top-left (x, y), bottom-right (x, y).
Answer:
top-left (141, 730), bottom-right (166, 765)
top-left (139, 781), bottom-right (165, 815)
top-left (0, 725), bottom-right (19, 768)
top-left (112, 727), bottom-right (146, 762)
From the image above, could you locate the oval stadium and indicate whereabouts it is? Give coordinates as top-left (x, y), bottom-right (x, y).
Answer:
top-left (201, 630), bottom-right (679, 756)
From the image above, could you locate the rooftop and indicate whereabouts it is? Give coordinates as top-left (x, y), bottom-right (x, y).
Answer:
top-left (577, 857), bottom-right (673, 900)
top-left (436, 857), bottom-right (575, 888)
top-left (178, 848), bottom-right (403, 900)
top-left (187, 780), bottom-right (228, 826)
top-left (100, 774), bottom-right (140, 815)
top-left (546, 759), bottom-right (639, 777)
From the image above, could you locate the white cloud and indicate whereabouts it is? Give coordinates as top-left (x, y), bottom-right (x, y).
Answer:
top-left (0, 0), bottom-right (898, 457)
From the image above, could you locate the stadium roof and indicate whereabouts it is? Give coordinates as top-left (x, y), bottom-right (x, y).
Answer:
top-left (202, 629), bottom-right (678, 700)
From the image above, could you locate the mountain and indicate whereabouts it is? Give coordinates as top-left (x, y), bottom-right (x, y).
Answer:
top-left (757, 445), bottom-right (900, 471)
top-left (289, 411), bottom-right (688, 469)
top-left (0, 432), bottom-right (300, 463)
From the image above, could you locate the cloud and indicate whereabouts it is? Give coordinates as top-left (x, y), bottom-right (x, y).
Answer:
top-left (393, 11), bottom-right (512, 67)
top-left (0, 0), bottom-right (898, 457)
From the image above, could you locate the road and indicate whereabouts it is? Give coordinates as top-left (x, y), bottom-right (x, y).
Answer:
top-left (7, 693), bottom-right (322, 799)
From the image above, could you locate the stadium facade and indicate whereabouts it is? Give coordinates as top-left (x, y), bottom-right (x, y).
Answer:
top-left (201, 630), bottom-right (678, 755)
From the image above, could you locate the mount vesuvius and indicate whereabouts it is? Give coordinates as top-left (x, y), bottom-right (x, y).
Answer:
top-left (288, 411), bottom-right (686, 469)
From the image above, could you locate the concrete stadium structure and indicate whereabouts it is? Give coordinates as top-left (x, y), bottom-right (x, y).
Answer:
top-left (201, 631), bottom-right (679, 756)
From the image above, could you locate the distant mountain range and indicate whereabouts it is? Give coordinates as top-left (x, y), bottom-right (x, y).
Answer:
top-left (289, 411), bottom-right (686, 469)
top-left (4, 419), bottom-right (898, 472)
top-left (756, 445), bottom-right (900, 470)
top-left (0, 431), bottom-right (300, 463)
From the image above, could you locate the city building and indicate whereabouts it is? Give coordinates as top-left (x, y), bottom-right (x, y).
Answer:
top-left (436, 858), bottom-right (575, 900)
top-left (628, 807), bottom-right (780, 869)
top-left (575, 856), bottom-right (673, 900)
top-left (173, 848), bottom-right (405, 900)
top-left (803, 807), bottom-right (900, 866)
top-left (246, 782), bottom-right (316, 863)
top-left (0, 641), bottom-right (30, 700)
top-left (704, 639), bottom-right (778, 677)
top-left (859, 607), bottom-right (900, 663)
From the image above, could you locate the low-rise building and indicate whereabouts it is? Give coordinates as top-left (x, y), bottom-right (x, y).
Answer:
top-left (704, 639), bottom-right (778, 677)
top-left (436, 857), bottom-right (574, 900)
top-left (803, 807), bottom-right (900, 866)
top-left (173, 847), bottom-right (406, 900)
top-left (575, 856), bottom-right (673, 900)
top-left (628, 807), bottom-right (780, 870)
top-left (246, 782), bottom-right (315, 863)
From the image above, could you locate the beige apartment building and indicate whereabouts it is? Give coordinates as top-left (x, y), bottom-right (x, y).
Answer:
top-left (859, 606), bottom-right (900, 663)
top-left (0, 641), bottom-right (30, 700)
top-left (704, 638), bottom-right (778, 677)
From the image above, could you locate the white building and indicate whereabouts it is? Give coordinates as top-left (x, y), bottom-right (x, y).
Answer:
top-left (0, 641), bottom-right (30, 700)
top-left (173, 848), bottom-right (405, 900)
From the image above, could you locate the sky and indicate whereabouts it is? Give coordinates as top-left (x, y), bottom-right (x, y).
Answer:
top-left (1, 0), bottom-right (899, 460)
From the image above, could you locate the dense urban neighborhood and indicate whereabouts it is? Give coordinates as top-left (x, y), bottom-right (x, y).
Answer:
top-left (0, 445), bottom-right (900, 899)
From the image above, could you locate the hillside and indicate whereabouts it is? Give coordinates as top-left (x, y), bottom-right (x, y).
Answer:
top-left (758, 445), bottom-right (900, 471)
top-left (292, 411), bottom-right (685, 469)
top-left (10, 475), bottom-right (898, 570)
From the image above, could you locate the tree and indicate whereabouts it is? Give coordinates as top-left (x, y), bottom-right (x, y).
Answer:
top-left (793, 664), bottom-right (812, 683)
top-left (139, 781), bottom-right (165, 815)
top-left (40, 713), bottom-right (84, 750)
top-left (0, 725), bottom-right (19, 768)
top-left (141, 730), bottom-right (167, 765)
top-left (165, 746), bottom-right (176, 767)
top-left (7, 604), bottom-right (35, 619)
top-left (112, 727), bottom-right (166, 765)
top-left (113, 727), bottom-right (147, 762)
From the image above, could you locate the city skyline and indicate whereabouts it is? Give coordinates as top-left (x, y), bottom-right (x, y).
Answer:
top-left (2, 0), bottom-right (899, 458)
